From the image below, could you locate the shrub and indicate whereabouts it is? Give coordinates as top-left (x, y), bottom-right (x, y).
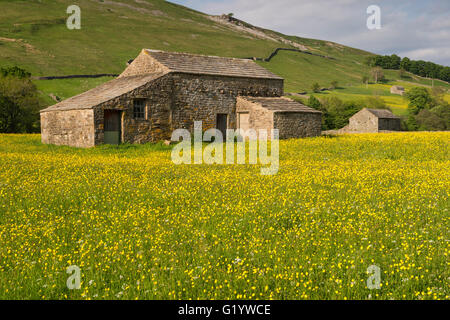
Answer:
top-left (416, 109), bottom-right (446, 131)
top-left (0, 66), bottom-right (31, 79)
top-left (405, 87), bottom-right (432, 115)
top-left (361, 75), bottom-right (369, 84)
top-left (307, 95), bottom-right (321, 109)
top-left (0, 69), bottom-right (40, 133)
top-left (311, 82), bottom-right (321, 93)
top-left (330, 81), bottom-right (338, 89)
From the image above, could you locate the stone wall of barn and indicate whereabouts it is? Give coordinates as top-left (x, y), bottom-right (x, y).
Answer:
top-left (170, 73), bottom-right (283, 133)
top-left (347, 109), bottom-right (378, 133)
top-left (378, 118), bottom-right (401, 131)
top-left (92, 74), bottom-right (174, 145)
top-left (236, 97), bottom-right (274, 135)
top-left (40, 109), bottom-right (95, 148)
top-left (90, 73), bottom-right (283, 145)
top-left (118, 50), bottom-right (169, 78)
top-left (274, 112), bottom-right (322, 139)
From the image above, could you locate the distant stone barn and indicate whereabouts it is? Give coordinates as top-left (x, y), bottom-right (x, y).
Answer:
top-left (345, 108), bottom-right (401, 133)
top-left (40, 49), bottom-right (322, 147)
top-left (390, 85), bottom-right (405, 96)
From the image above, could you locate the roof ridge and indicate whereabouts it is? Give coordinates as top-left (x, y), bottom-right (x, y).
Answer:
top-left (144, 49), bottom-right (254, 63)
top-left (365, 108), bottom-right (399, 118)
top-left (144, 49), bottom-right (283, 80)
top-left (239, 96), bottom-right (321, 113)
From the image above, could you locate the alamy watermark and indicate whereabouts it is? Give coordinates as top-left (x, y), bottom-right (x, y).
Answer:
top-left (67, 5), bottom-right (81, 30)
top-left (366, 264), bottom-right (381, 290)
top-left (170, 121), bottom-right (279, 175)
top-left (66, 265), bottom-right (81, 290)
top-left (367, 5), bottom-right (381, 30)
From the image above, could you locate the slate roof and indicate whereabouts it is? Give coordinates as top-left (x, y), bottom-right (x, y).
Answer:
top-left (145, 49), bottom-right (283, 80)
top-left (366, 108), bottom-right (400, 119)
top-left (40, 72), bottom-right (167, 112)
top-left (241, 97), bottom-right (322, 113)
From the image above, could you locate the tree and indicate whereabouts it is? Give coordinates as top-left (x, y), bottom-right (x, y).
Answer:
top-left (311, 82), bottom-right (321, 93)
top-left (0, 66), bottom-right (31, 79)
top-left (361, 75), bottom-right (369, 87)
top-left (405, 87), bottom-right (432, 115)
top-left (372, 54), bottom-right (448, 82)
top-left (370, 67), bottom-right (384, 83)
top-left (398, 68), bottom-right (406, 78)
top-left (400, 57), bottom-right (411, 71)
top-left (416, 109), bottom-right (446, 131)
top-left (0, 70), bottom-right (40, 133)
top-left (430, 105), bottom-right (450, 130)
top-left (406, 115), bottom-right (418, 131)
top-left (439, 67), bottom-right (450, 82)
top-left (389, 54), bottom-right (401, 69)
top-left (0, 94), bottom-right (21, 133)
top-left (307, 95), bottom-right (322, 109)
top-left (330, 80), bottom-right (338, 89)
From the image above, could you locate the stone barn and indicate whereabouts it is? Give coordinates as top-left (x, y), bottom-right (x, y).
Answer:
top-left (390, 85), bottom-right (405, 96)
top-left (345, 108), bottom-right (401, 133)
top-left (40, 49), bottom-right (321, 147)
top-left (236, 97), bottom-right (322, 139)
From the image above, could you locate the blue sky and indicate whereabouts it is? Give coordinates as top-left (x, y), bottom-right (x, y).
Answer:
top-left (170, 0), bottom-right (450, 66)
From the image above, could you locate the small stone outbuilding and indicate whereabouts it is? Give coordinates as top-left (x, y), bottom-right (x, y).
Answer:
top-left (236, 97), bottom-right (322, 139)
top-left (344, 108), bottom-right (401, 133)
top-left (390, 85), bottom-right (405, 95)
top-left (40, 49), bottom-right (321, 147)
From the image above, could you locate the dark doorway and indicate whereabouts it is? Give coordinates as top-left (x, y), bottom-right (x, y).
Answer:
top-left (104, 110), bottom-right (121, 145)
top-left (216, 114), bottom-right (228, 139)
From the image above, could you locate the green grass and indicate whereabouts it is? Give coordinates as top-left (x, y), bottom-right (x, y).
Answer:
top-left (34, 76), bottom-right (115, 105)
top-left (0, 133), bottom-right (448, 299)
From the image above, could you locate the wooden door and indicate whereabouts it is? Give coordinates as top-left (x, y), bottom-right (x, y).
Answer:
top-left (216, 114), bottom-right (228, 139)
top-left (104, 110), bottom-right (121, 145)
top-left (238, 113), bottom-right (249, 132)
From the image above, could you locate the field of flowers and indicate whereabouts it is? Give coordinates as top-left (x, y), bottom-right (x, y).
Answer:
top-left (0, 132), bottom-right (448, 300)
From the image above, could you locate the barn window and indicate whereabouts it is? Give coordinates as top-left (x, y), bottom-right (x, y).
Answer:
top-left (133, 99), bottom-right (146, 119)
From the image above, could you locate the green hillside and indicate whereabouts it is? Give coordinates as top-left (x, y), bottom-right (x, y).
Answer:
top-left (1, 0), bottom-right (448, 109)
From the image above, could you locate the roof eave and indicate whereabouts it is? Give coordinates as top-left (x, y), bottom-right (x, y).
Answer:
top-left (170, 70), bottom-right (283, 81)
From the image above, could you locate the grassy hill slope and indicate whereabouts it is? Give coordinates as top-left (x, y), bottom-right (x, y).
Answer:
top-left (1, 0), bottom-right (448, 110)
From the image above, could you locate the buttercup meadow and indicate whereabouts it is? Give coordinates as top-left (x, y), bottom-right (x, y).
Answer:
top-left (0, 132), bottom-right (448, 300)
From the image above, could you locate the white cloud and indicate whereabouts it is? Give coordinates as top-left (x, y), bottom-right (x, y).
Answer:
top-left (171, 0), bottom-right (450, 66)
top-left (401, 47), bottom-right (450, 64)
